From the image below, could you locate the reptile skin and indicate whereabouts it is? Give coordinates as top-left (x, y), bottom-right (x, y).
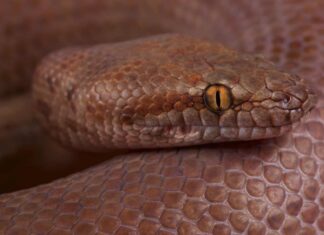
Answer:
top-left (0, 0), bottom-right (323, 234)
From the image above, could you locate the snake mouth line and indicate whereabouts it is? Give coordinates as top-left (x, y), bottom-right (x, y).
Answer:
top-left (129, 105), bottom-right (307, 130)
top-left (132, 122), bottom-right (297, 129)
top-left (132, 123), bottom-right (294, 141)
top-left (110, 124), bottom-right (294, 149)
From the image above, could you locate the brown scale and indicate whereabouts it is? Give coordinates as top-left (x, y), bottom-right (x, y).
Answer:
top-left (0, 0), bottom-right (323, 235)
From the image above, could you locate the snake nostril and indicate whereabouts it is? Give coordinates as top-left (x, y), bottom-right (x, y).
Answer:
top-left (283, 95), bottom-right (291, 104)
top-left (272, 91), bottom-right (290, 103)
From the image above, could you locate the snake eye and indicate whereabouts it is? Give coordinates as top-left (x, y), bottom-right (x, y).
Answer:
top-left (204, 84), bottom-right (232, 112)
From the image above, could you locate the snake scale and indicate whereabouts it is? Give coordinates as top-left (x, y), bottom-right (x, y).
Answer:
top-left (0, 0), bottom-right (323, 234)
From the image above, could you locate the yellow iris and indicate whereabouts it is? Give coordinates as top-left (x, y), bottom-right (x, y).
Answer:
top-left (204, 84), bottom-right (232, 112)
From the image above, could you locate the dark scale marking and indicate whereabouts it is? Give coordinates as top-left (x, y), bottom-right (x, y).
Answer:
top-left (66, 86), bottom-right (76, 101)
top-left (65, 118), bottom-right (78, 132)
top-left (36, 100), bottom-right (51, 119)
top-left (46, 75), bottom-right (55, 93)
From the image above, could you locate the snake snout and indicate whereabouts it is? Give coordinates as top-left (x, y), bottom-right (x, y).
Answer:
top-left (283, 79), bottom-right (317, 114)
top-left (264, 71), bottom-right (317, 122)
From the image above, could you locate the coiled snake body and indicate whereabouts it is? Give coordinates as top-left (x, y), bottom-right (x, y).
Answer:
top-left (0, 1), bottom-right (323, 234)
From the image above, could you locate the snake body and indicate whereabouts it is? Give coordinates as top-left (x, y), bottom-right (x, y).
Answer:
top-left (0, 1), bottom-right (323, 234)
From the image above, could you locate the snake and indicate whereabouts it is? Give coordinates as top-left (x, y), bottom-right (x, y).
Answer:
top-left (0, 0), bottom-right (323, 234)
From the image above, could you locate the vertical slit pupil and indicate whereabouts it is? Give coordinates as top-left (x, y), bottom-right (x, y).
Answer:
top-left (216, 90), bottom-right (221, 108)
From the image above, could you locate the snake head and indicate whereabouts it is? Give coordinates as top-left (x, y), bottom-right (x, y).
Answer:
top-left (33, 34), bottom-right (317, 150)
top-left (198, 52), bottom-right (317, 142)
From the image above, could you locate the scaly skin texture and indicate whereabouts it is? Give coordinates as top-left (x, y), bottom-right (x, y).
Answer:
top-left (0, 0), bottom-right (323, 235)
top-left (32, 34), bottom-right (315, 150)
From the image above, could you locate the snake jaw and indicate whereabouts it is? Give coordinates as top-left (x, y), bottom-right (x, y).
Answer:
top-left (32, 34), bottom-right (318, 149)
